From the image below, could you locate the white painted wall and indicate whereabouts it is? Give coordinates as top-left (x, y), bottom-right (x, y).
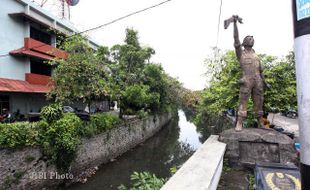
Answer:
top-left (0, 0), bottom-right (30, 80)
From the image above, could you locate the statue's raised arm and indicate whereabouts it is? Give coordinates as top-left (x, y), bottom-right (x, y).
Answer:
top-left (224, 15), bottom-right (243, 60)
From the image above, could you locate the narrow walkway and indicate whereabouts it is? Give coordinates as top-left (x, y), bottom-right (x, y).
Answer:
top-left (226, 113), bottom-right (299, 137)
top-left (268, 113), bottom-right (299, 137)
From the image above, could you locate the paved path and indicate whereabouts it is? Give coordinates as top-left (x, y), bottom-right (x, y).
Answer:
top-left (226, 113), bottom-right (299, 137)
top-left (268, 113), bottom-right (299, 137)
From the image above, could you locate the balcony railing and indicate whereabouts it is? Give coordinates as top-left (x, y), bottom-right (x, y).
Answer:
top-left (25, 73), bottom-right (51, 85)
top-left (10, 38), bottom-right (68, 61)
top-left (24, 38), bottom-right (68, 59)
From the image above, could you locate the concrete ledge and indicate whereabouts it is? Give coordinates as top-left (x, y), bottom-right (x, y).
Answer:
top-left (161, 135), bottom-right (226, 190)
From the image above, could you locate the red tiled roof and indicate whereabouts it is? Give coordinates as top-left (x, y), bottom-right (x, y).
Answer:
top-left (0, 78), bottom-right (50, 93)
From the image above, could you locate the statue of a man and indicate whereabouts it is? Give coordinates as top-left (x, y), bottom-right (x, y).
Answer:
top-left (226, 15), bottom-right (267, 131)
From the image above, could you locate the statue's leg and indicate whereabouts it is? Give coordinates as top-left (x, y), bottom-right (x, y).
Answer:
top-left (236, 83), bottom-right (251, 131)
top-left (253, 80), bottom-right (264, 128)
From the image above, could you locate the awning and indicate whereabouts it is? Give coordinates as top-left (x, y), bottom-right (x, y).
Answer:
top-left (10, 38), bottom-right (68, 60)
top-left (10, 48), bottom-right (54, 61)
top-left (0, 78), bottom-right (50, 93)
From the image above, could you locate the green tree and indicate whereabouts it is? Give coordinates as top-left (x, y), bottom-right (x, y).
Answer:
top-left (264, 52), bottom-right (297, 112)
top-left (99, 28), bottom-right (180, 116)
top-left (121, 84), bottom-right (160, 114)
top-left (49, 35), bottom-right (109, 104)
top-left (201, 50), bottom-right (241, 114)
top-left (195, 50), bottom-right (297, 127)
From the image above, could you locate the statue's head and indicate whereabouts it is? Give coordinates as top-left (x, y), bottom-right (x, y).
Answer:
top-left (242, 35), bottom-right (254, 47)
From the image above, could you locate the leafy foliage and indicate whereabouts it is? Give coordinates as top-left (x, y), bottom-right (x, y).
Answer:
top-left (0, 122), bottom-right (39, 148)
top-left (89, 113), bottom-right (121, 132)
top-left (97, 28), bottom-right (181, 116)
top-left (0, 110), bottom-right (122, 171)
top-left (0, 28), bottom-right (186, 173)
top-left (40, 103), bottom-right (63, 123)
top-left (195, 50), bottom-right (296, 127)
top-left (121, 84), bottom-right (160, 114)
top-left (263, 52), bottom-right (297, 112)
top-left (49, 35), bottom-right (109, 104)
top-left (41, 113), bottom-right (82, 171)
top-left (49, 28), bottom-right (182, 118)
top-left (117, 172), bottom-right (166, 190)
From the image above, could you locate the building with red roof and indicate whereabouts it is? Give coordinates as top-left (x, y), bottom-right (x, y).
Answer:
top-left (0, 0), bottom-right (98, 116)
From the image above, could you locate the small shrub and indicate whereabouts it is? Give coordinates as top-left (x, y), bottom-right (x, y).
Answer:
top-left (90, 113), bottom-right (121, 132)
top-left (248, 173), bottom-right (255, 190)
top-left (169, 166), bottom-right (177, 174)
top-left (117, 171), bottom-right (166, 190)
top-left (243, 111), bottom-right (256, 128)
top-left (77, 121), bottom-right (98, 137)
top-left (137, 109), bottom-right (148, 119)
top-left (42, 113), bottom-right (81, 171)
top-left (223, 159), bottom-right (232, 173)
top-left (3, 170), bottom-right (25, 189)
top-left (40, 103), bottom-right (63, 123)
top-left (0, 122), bottom-right (39, 148)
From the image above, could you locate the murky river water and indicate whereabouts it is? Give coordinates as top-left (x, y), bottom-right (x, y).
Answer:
top-left (64, 110), bottom-right (231, 190)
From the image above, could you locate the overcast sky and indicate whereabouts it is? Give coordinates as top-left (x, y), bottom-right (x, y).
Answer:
top-left (40, 0), bottom-right (294, 90)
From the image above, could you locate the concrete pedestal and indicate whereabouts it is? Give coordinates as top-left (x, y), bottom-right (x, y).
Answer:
top-left (219, 128), bottom-right (297, 168)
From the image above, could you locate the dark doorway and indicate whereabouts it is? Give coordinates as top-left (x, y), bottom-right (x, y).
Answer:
top-left (0, 95), bottom-right (10, 114)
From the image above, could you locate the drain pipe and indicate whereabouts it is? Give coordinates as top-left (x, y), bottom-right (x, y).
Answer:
top-left (292, 1), bottom-right (310, 189)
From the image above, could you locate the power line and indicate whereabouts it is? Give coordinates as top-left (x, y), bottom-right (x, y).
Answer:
top-left (216, 0), bottom-right (223, 48)
top-left (0, 0), bottom-right (173, 58)
top-left (74, 0), bottom-right (172, 36)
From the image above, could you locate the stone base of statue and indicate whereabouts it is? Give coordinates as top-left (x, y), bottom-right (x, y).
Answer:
top-left (219, 128), bottom-right (298, 168)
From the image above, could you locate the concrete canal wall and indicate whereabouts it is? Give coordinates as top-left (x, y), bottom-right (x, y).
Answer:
top-left (0, 113), bottom-right (172, 190)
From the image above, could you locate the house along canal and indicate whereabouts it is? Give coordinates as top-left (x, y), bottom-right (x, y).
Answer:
top-left (63, 110), bottom-right (231, 190)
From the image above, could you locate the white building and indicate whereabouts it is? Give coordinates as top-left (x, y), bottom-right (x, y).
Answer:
top-left (0, 0), bottom-right (98, 116)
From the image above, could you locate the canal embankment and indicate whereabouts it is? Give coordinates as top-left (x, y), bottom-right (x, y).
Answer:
top-left (0, 113), bottom-right (172, 190)
top-left (66, 110), bottom-right (232, 190)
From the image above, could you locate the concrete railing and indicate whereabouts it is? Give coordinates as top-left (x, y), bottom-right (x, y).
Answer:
top-left (161, 135), bottom-right (226, 190)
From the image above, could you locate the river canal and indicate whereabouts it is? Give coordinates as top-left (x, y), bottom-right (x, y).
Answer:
top-left (64, 110), bottom-right (231, 190)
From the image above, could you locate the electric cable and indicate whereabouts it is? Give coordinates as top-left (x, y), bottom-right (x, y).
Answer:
top-left (74, 0), bottom-right (172, 36)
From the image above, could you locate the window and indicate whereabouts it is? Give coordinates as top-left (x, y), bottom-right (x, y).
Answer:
top-left (30, 59), bottom-right (52, 76)
top-left (0, 95), bottom-right (9, 114)
top-left (30, 27), bottom-right (51, 45)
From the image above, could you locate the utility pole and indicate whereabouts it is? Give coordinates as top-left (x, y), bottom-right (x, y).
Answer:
top-left (292, 1), bottom-right (310, 189)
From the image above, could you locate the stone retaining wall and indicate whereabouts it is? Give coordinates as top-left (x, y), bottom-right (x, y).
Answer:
top-left (219, 128), bottom-right (297, 168)
top-left (0, 113), bottom-right (172, 190)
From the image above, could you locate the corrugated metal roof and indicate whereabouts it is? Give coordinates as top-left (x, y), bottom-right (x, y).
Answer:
top-left (10, 47), bottom-right (54, 60)
top-left (0, 78), bottom-right (50, 93)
